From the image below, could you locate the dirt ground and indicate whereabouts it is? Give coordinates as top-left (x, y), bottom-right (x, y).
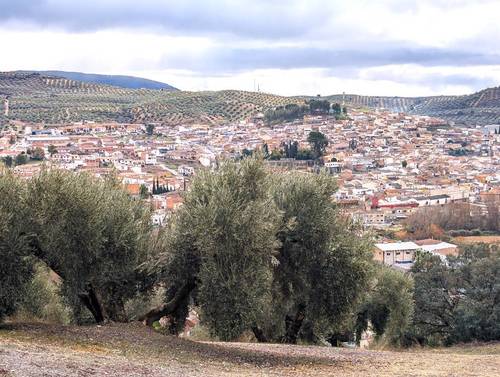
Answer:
top-left (0, 322), bottom-right (499, 377)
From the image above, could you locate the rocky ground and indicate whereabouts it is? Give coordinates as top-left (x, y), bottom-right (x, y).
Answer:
top-left (0, 322), bottom-right (499, 376)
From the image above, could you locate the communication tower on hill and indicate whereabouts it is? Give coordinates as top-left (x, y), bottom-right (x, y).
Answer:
top-left (253, 80), bottom-right (261, 92)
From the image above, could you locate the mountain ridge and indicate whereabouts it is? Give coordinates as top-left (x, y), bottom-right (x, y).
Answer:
top-left (17, 70), bottom-right (178, 91)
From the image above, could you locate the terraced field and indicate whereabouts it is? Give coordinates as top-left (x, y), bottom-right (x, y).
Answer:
top-left (1, 72), bottom-right (499, 125)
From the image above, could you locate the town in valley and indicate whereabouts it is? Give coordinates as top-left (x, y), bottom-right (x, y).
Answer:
top-left (1, 95), bottom-right (498, 267)
top-left (1, 1), bottom-right (500, 376)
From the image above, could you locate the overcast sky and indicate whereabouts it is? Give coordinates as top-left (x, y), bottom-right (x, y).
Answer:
top-left (1, 0), bottom-right (499, 96)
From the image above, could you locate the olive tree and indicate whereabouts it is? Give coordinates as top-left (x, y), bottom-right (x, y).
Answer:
top-left (143, 158), bottom-right (279, 340)
top-left (355, 266), bottom-right (414, 347)
top-left (27, 169), bottom-right (152, 323)
top-left (146, 159), bottom-right (373, 343)
top-left (262, 172), bottom-right (372, 343)
top-left (411, 244), bottom-right (500, 345)
top-left (0, 170), bottom-right (33, 323)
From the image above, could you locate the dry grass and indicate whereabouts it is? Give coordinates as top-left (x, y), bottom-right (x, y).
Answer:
top-left (0, 322), bottom-right (499, 376)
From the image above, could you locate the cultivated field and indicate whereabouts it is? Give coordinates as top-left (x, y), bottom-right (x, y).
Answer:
top-left (0, 72), bottom-right (301, 125)
top-left (1, 323), bottom-right (499, 376)
top-left (2, 72), bottom-right (500, 125)
top-left (326, 87), bottom-right (500, 125)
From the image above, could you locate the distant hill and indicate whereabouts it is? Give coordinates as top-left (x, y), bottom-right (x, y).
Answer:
top-left (18, 70), bottom-right (178, 91)
top-left (0, 72), bottom-right (298, 124)
top-left (325, 86), bottom-right (500, 125)
top-left (1, 71), bottom-right (499, 125)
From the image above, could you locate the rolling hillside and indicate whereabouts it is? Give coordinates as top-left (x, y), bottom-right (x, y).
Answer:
top-left (326, 87), bottom-right (500, 125)
top-left (1, 71), bottom-right (499, 125)
top-left (0, 72), bottom-right (300, 124)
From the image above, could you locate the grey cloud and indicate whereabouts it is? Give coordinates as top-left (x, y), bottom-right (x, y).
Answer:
top-left (361, 70), bottom-right (498, 92)
top-left (363, 70), bottom-right (494, 87)
top-left (160, 46), bottom-right (500, 73)
top-left (2, 0), bottom-right (499, 95)
top-left (0, 0), bottom-right (331, 39)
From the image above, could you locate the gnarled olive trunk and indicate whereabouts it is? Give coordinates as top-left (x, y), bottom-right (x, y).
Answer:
top-left (139, 281), bottom-right (195, 327)
top-left (78, 284), bottom-right (128, 323)
top-left (282, 303), bottom-right (306, 344)
top-left (251, 326), bottom-right (268, 342)
top-left (104, 297), bottom-right (127, 322)
top-left (78, 284), bottom-right (107, 323)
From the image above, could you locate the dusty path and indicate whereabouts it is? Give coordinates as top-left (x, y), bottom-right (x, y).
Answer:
top-left (0, 323), bottom-right (499, 376)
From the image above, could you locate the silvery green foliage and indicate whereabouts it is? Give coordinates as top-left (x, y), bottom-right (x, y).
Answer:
top-left (0, 170), bottom-right (32, 322)
top-left (355, 265), bottom-right (414, 347)
top-left (155, 159), bottom-right (372, 342)
top-left (26, 169), bottom-right (152, 322)
top-left (169, 158), bottom-right (279, 340)
top-left (267, 172), bottom-right (373, 342)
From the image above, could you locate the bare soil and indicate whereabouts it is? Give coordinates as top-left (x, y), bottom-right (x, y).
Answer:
top-left (0, 322), bottom-right (499, 376)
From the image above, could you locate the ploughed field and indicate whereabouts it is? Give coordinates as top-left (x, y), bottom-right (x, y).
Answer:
top-left (1, 323), bottom-right (499, 376)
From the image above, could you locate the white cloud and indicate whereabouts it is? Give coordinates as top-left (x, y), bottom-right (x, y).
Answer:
top-left (0, 28), bottom-right (212, 73)
top-left (333, 0), bottom-right (500, 49)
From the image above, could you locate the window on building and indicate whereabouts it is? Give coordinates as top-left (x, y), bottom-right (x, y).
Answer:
top-left (406, 251), bottom-right (411, 254)
top-left (386, 252), bottom-right (391, 256)
top-left (396, 252), bottom-right (401, 255)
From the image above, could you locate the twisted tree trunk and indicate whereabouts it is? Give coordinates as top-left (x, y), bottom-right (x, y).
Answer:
top-left (139, 281), bottom-right (195, 326)
top-left (105, 297), bottom-right (127, 322)
top-left (251, 326), bottom-right (268, 343)
top-left (78, 284), bottom-right (107, 323)
top-left (283, 303), bottom-right (306, 344)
